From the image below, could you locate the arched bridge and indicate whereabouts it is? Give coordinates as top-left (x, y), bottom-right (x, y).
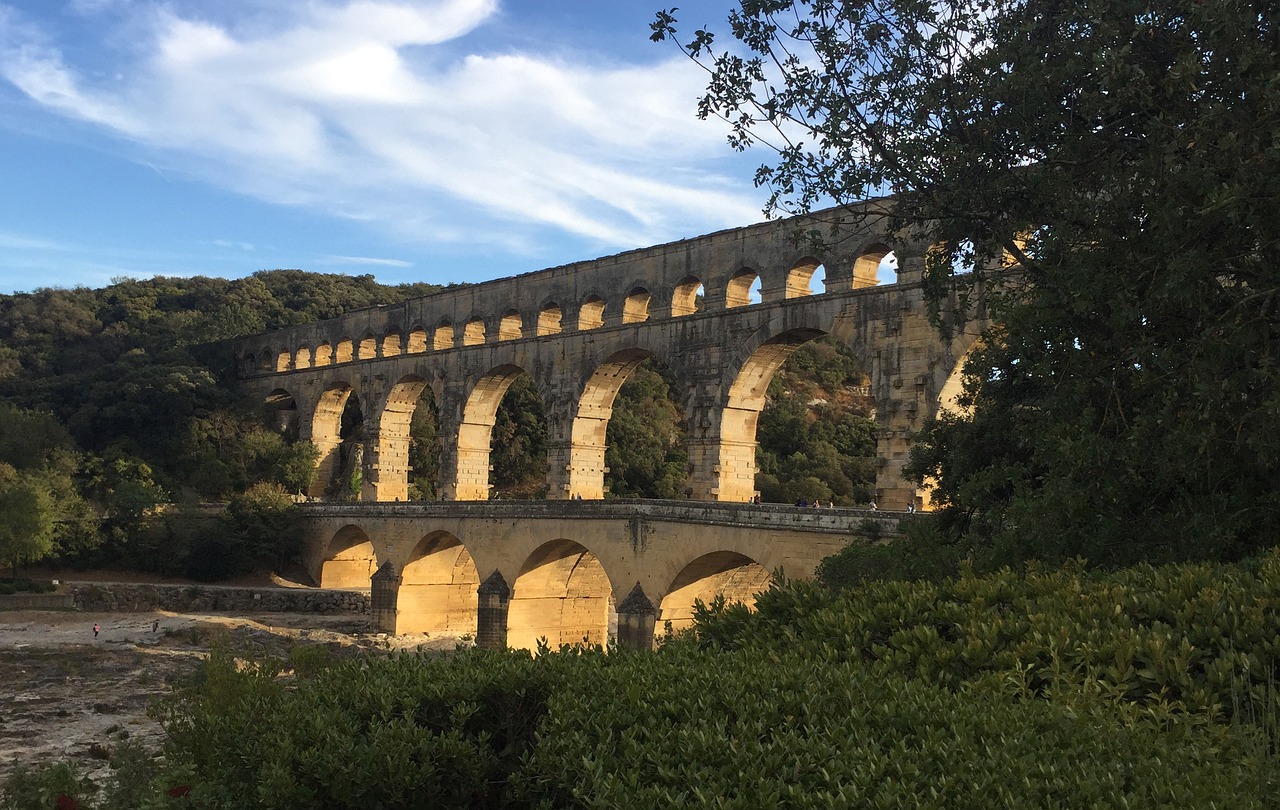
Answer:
top-left (300, 500), bottom-right (899, 650)
top-left (237, 200), bottom-right (986, 510)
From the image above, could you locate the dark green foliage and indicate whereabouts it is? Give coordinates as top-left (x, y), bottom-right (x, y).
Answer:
top-left (755, 338), bottom-right (876, 505)
top-left (816, 516), bottom-right (966, 587)
top-left (490, 376), bottom-right (547, 498)
top-left (606, 360), bottom-right (688, 498)
top-left (407, 389), bottom-right (440, 500)
top-left (700, 548), bottom-right (1280, 721)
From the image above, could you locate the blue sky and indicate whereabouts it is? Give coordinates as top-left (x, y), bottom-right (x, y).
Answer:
top-left (0, 0), bottom-right (771, 294)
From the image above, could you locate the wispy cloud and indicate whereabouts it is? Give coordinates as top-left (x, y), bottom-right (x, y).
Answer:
top-left (315, 254), bottom-right (412, 268)
top-left (0, 1), bottom-right (761, 261)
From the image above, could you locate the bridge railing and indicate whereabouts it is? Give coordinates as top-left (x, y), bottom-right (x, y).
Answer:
top-left (298, 498), bottom-right (904, 536)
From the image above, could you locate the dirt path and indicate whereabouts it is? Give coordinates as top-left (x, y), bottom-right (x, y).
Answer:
top-left (0, 609), bottom-right (464, 785)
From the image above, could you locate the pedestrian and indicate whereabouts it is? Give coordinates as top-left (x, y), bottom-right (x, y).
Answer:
top-left (152, 619), bottom-right (159, 633)
top-left (869, 500), bottom-right (878, 511)
top-left (93, 623), bottom-right (100, 639)
top-left (907, 502), bottom-right (915, 514)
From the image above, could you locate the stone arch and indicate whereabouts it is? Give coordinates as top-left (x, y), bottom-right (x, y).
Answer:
top-left (433, 321), bottom-right (455, 351)
top-left (671, 276), bottom-right (704, 317)
top-left (274, 348), bottom-right (292, 372)
top-left (257, 350), bottom-right (274, 373)
top-left (537, 302), bottom-right (562, 336)
top-left (314, 342), bottom-right (333, 367)
top-left (407, 326), bottom-right (428, 354)
top-left (319, 524), bottom-right (377, 589)
top-left (335, 337), bottom-right (354, 364)
top-left (623, 287), bottom-right (651, 324)
top-left (358, 333), bottom-right (378, 360)
top-left (371, 375), bottom-right (429, 502)
top-left (453, 364), bottom-right (530, 501)
top-left (786, 257), bottom-right (823, 298)
top-left (309, 382), bottom-right (355, 499)
top-left (578, 295), bottom-right (605, 330)
top-left (382, 330), bottom-right (402, 357)
top-left (657, 551), bottom-right (772, 636)
top-left (714, 326), bottom-right (828, 501)
top-left (398, 531), bottom-right (480, 636)
top-left (463, 317), bottom-right (486, 346)
top-left (507, 539), bottom-right (615, 651)
top-left (498, 309), bottom-right (523, 341)
top-left (854, 243), bottom-right (895, 288)
top-left (294, 346), bottom-right (312, 370)
top-left (725, 268), bottom-right (760, 308)
top-left (567, 348), bottom-right (656, 499)
top-left (241, 352), bottom-right (257, 375)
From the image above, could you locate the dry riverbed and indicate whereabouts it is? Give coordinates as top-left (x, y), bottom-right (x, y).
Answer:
top-left (0, 608), bottom-right (464, 786)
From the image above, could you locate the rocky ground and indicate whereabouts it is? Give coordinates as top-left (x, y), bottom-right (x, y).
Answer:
top-left (0, 608), bottom-right (466, 787)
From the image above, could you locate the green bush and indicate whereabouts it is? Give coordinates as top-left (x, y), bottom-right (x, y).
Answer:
top-left (700, 549), bottom-right (1280, 719)
top-left (516, 647), bottom-right (1270, 808)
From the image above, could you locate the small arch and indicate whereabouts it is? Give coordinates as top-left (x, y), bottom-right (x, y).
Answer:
top-left (433, 321), bottom-right (455, 351)
top-left (853, 244), bottom-right (896, 288)
top-left (407, 326), bottom-right (428, 354)
top-left (314, 342), bottom-right (333, 367)
top-left (358, 334), bottom-right (378, 360)
top-left (294, 346), bottom-right (312, 370)
top-left (398, 532), bottom-right (480, 637)
top-left (275, 348), bottom-right (292, 373)
top-left (578, 295), bottom-right (605, 330)
top-left (463, 317), bottom-right (486, 346)
top-left (507, 539), bottom-right (615, 651)
top-left (335, 338), bottom-right (354, 364)
top-left (658, 552), bottom-right (772, 636)
top-left (498, 310), bottom-right (523, 341)
top-left (726, 268), bottom-right (760, 308)
top-left (258, 351), bottom-right (274, 373)
top-left (242, 352), bottom-right (257, 375)
top-left (381, 331), bottom-right (402, 357)
top-left (786, 257), bottom-right (822, 298)
top-left (537, 303), bottom-right (562, 336)
top-left (623, 287), bottom-right (651, 324)
top-left (319, 525), bottom-right (376, 589)
top-left (671, 277), bottom-right (704, 317)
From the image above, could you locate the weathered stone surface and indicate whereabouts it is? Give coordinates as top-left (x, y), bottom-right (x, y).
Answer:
top-left (235, 201), bottom-right (986, 511)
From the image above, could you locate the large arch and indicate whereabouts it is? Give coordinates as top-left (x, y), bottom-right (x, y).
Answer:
top-left (657, 551), bottom-right (772, 637)
top-left (507, 539), bottom-right (615, 651)
top-left (319, 525), bottom-right (377, 589)
top-left (568, 348), bottom-right (655, 499)
top-left (372, 375), bottom-right (429, 502)
top-left (308, 383), bottom-right (354, 499)
top-left (453, 364), bottom-right (531, 501)
top-left (397, 531), bottom-right (480, 636)
top-left (714, 327), bottom-right (827, 501)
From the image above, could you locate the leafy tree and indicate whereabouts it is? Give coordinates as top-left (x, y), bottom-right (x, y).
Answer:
top-left (655, 0), bottom-right (1280, 565)
top-left (0, 464), bottom-right (56, 577)
top-left (606, 361), bottom-right (688, 499)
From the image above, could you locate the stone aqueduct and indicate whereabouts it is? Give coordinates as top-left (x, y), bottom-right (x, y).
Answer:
top-left (235, 200), bottom-right (984, 648)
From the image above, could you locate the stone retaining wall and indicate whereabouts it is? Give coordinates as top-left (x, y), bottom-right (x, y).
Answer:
top-left (70, 583), bottom-right (370, 614)
top-left (0, 593), bottom-right (75, 610)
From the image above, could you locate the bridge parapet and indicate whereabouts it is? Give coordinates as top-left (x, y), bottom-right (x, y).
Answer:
top-left (298, 499), bottom-right (903, 537)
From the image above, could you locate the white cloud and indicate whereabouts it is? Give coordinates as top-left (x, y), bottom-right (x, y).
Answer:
top-left (0, 0), bottom-right (762, 259)
top-left (316, 254), bottom-right (412, 268)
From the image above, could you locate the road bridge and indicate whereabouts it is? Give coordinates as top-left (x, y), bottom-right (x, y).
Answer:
top-left (301, 500), bottom-right (900, 650)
